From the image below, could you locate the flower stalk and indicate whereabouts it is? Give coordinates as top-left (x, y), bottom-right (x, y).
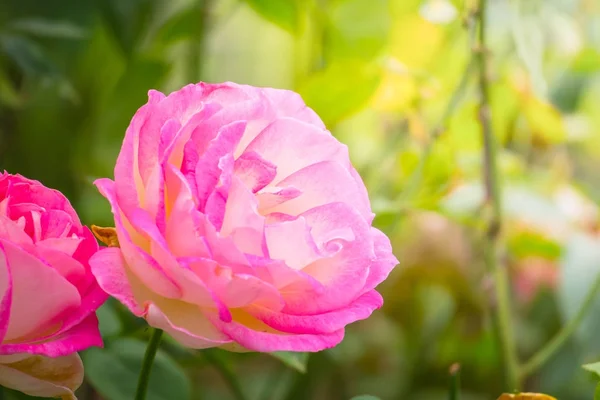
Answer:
top-left (475, 0), bottom-right (520, 391)
top-left (449, 363), bottom-right (461, 400)
top-left (134, 329), bottom-right (164, 400)
top-left (521, 271), bottom-right (600, 378)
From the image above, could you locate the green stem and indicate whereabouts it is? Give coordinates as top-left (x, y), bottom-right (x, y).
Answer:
top-left (134, 329), bottom-right (164, 400)
top-left (476, 0), bottom-right (520, 391)
top-left (202, 349), bottom-right (247, 400)
top-left (520, 272), bottom-right (600, 378)
top-left (491, 253), bottom-right (520, 390)
top-left (448, 363), bottom-right (461, 400)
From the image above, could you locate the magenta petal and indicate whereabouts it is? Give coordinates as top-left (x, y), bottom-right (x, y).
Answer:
top-left (251, 290), bottom-right (383, 335)
top-left (210, 315), bottom-right (345, 352)
top-left (281, 202), bottom-right (373, 315)
top-left (260, 87), bottom-right (326, 129)
top-left (362, 227), bottom-right (399, 292)
top-left (89, 247), bottom-right (145, 316)
top-left (234, 151), bottom-right (277, 193)
top-left (265, 161), bottom-right (372, 219)
top-left (0, 248), bottom-right (12, 344)
top-left (0, 215), bottom-right (33, 246)
top-left (0, 239), bottom-right (80, 342)
top-left (0, 314), bottom-right (102, 357)
top-left (195, 121), bottom-right (247, 209)
top-left (95, 178), bottom-right (182, 299)
top-left (245, 118), bottom-right (348, 183)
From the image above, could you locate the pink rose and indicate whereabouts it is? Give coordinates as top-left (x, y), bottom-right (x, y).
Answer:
top-left (91, 82), bottom-right (398, 352)
top-left (0, 173), bottom-right (107, 399)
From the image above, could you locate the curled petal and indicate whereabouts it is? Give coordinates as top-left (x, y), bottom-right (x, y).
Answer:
top-left (209, 311), bottom-right (344, 352)
top-left (250, 290), bottom-right (383, 335)
top-left (245, 118), bottom-right (348, 183)
top-left (281, 203), bottom-right (373, 315)
top-left (0, 239), bottom-right (80, 343)
top-left (0, 353), bottom-right (83, 399)
top-left (146, 302), bottom-right (231, 349)
top-left (265, 217), bottom-right (320, 270)
top-left (362, 227), bottom-right (399, 292)
top-left (265, 161), bottom-right (371, 219)
top-left (0, 314), bottom-right (102, 357)
top-left (89, 247), bottom-right (145, 316)
top-left (95, 178), bottom-right (182, 299)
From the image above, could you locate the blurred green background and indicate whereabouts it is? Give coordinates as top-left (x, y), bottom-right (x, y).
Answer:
top-left (2, 0), bottom-right (600, 399)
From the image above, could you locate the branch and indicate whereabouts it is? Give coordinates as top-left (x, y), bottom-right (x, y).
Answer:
top-left (521, 271), bottom-right (600, 378)
top-left (476, 0), bottom-right (520, 391)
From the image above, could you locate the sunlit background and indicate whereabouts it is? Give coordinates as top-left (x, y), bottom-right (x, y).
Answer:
top-left (1, 0), bottom-right (600, 399)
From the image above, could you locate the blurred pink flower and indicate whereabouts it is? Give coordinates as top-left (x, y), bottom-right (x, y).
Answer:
top-left (0, 173), bottom-right (107, 399)
top-left (91, 82), bottom-right (398, 352)
top-left (513, 257), bottom-right (558, 304)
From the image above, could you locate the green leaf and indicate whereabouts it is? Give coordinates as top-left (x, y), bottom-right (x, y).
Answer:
top-left (521, 96), bottom-right (567, 145)
top-left (507, 230), bottom-right (562, 260)
top-left (298, 62), bottom-right (381, 125)
top-left (270, 351), bottom-right (310, 373)
top-left (8, 18), bottom-right (87, 39)
top-left (510, 0), bottom-right (547, 98)
top-left (0, 34), bottom-right (58, 77)
top-left (96, 300), bottom-right (122, 338)
top-left (573, 48), bottom-right (600, 73)
top-left (98, 0), bottom-right (155, 56)
top-left (0, 68), bottom-right (22, 108)
top-left (328, 0), bottom-right (390, 60)
top-left (154, 7), bottom-right (199, 46)
top-left (583, 361), bottom-right (600, 378)
top-left (244, 0), bottom-right (299, 33)
top-left (595, 382), bottom-right (600, 400)
top-left (83, 338), bottom-right (191, 400)
top-left (349, 396), bottom-right (382, 400)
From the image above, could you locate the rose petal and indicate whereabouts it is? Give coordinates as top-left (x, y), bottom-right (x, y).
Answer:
top-left (95, 178), bottom-right (182, 299)
top-left (265, 161), bottom-right (371, 219)
top-left (0, 239), bottom-right (80, 342)
top-left (89, 247), bottom-right (145, 316)
top-left (0, 248), bottom-right (12, 344)
top-left (362, 227), bottom-right (399, 292)
top-left (281, 202), bottom-right (373, 315)
top-left (260, 87), bottom-right (326, 129)
top-left (264, 217), bottom-right (321, 270)
top-left (220, 177), bottom-right (265, 255)
top-left (209, 311), bottom-right (344, 352)
top-left (1, 314), bottom-right (102, 357)
top-left (250, 290), bottom-right (383, 334)
top-left (146, 301), bottom-right (231, 349)
top-left (195, 121), bottom-right (247, 210)
top-left (245, 118), bottom-right (348, 183)
top-left (234, 151), bottom-right (277, 193)
top-left (0, 353), bottom-right (83, 400)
